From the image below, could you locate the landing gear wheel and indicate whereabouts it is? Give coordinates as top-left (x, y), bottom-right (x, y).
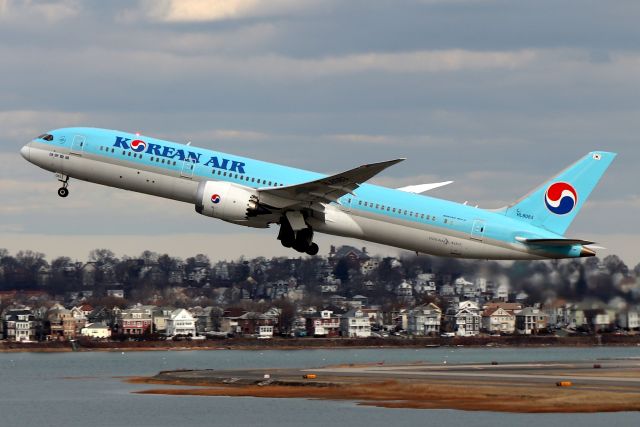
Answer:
top-left (278, 219), bottom-right (295, 248)
top-left (57, 187), bottom-right (69, 198)
top-left (305, 243), bottom-right (319, 256)
top-left (293, 228), bottom-right (313, 253)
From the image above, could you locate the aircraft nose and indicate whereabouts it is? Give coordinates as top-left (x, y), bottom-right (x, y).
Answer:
top-left (20, 143), bottom-right (30, 161)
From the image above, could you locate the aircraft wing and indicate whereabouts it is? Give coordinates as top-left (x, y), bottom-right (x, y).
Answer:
top-left (258, 158), bottom-right (405, 206)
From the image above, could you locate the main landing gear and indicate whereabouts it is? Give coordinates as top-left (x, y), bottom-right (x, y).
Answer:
top-left (278, 217), bottom-right (319, 256)
top-left (57, 174), bottom-right (70, 198)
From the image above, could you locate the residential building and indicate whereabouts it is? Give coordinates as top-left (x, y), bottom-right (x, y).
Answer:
top-left (117, 308), bottom-right (153, 335)
top-left (451, 308), bottom-right (481, 336)
top-left (306, 310), bottom-right (340, 337)
top-left (482, 307), bottom-right (515, 334)
top-left (3, 309), bottom-right (38, 342)
top-left (340, 309), bottom-right (371, 338)
top-left (81, 322), bottom-right (112, 339)
top-left (516, 307), bottom-right (549, 334)
top-left (165, 309), bottom-right (196, 337)
top-left (618, 310), bottom-right (640, 330)
top-left (407, 303), bottom-right (442, 336)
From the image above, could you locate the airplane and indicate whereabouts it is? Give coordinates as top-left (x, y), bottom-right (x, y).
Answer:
top-left (20, 127), bottom-right (616, 260)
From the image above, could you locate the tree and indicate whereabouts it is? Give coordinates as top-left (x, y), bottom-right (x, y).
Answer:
top-left (88, 249), bottom-right (118, 265)
top-left (273, 299), bottom-right (296, 335)
top-left (603, 255), bottom-right (628, 276)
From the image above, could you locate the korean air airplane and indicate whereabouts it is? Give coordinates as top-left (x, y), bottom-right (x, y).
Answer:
top-left (20, 128), bottom-right (615, 260)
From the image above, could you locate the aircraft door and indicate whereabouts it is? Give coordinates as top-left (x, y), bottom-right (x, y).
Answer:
top-left (470, 219), bottom-right (486, 241)
top-left (180, 158), bottom-right (196, 178)
top-left (70, 135), bottom-right (86, 156)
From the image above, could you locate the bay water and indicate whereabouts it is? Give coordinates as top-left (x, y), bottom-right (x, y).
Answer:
top-left (1, 346), bottom-right (638, 426)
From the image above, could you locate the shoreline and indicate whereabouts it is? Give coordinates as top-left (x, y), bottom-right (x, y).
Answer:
top-left (128, 360), bottom-right (640, 413)
top-left (2, 335), bottom-right (640, 353)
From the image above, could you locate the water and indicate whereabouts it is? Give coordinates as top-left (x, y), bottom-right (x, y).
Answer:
top-left (1, 346), bottom-right (638, 426)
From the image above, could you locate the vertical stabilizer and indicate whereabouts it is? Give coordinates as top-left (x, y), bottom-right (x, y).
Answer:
top-left (503, 151), bottom-right (616, 235)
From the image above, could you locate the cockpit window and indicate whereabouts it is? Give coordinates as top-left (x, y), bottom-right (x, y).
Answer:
top-left (37, 134), bottom-right (54, 141)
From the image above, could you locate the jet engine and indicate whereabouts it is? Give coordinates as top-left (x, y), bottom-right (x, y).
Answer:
top-left (195, 181), bottom-right (266, 222)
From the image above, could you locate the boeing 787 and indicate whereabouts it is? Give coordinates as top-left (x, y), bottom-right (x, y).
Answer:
top-left (20, 128), bottom-right (615, 260)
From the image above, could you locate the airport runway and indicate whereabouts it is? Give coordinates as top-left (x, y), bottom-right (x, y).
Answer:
top-left (153, 358), bottom-right (640, 388)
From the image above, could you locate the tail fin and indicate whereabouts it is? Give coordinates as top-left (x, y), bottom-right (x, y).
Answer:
top-left (503, 151), bottom-right (616, 235)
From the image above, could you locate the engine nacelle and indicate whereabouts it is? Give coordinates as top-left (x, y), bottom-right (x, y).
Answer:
top-left (195, 181), bottom-right (260, 222)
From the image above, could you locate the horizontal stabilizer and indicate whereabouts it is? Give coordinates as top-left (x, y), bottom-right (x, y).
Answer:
top-left (397, 181), bottom-right (453, 194)
top-left (516, 237), bottom-right (595, 246)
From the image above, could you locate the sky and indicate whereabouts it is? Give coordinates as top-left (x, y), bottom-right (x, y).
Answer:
top-left (0, 0), bottom-right (639, 266)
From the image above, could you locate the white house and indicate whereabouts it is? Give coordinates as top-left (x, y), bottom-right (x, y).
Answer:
top-left (340, 309), bottom-right (371, 338)
top-left (481, 307), bottom-right (515, 334)
top-left (81, 322), bottom-right (112, 339)
top-left (165, 309), bottom-right (197, 337)
top-left (618, 310), bottom-right (640, 330)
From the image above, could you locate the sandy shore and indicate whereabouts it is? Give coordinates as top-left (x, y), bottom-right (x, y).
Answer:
top-left (128, 360), bottom-right (640, 413)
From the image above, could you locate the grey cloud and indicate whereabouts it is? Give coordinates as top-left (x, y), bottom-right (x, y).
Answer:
top-left (1, 1), bottom-right (638, 265)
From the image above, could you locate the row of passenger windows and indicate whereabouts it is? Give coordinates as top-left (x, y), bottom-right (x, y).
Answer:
top-left (356, 199), bottom-right (438, 222)
top-left (98, 145), bottom-right (179, 166)
top-left (213, 169), bottom-right (284, 187)
top-left (96, 145), bottom-right (284, 187)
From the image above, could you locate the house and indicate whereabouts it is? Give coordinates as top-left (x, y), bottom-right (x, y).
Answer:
top-left (223, 312), bottom-right (275, 336)
top-left (3, 309), bottom-right (38, 342)
top-left (81, 322), bottom-right (112, 339)
top-left (46, 308), bottom-right (84, 339)
top-left (515, 307), bottom-right (549, 334)
top-left (493, 283), bottom-right (510, 301)
top-left (165, 309), bottom-right (196, 337)
top-left (257, 325), bottom-right (274, 338)
top-left (395, 281), bottom-right (413, 297)
top-left (117, 308), bottom-right (153, 335)
top-left (452, 308), bottom-right (481, 336)
top-left (328, 245), bottom-right (370, 267)
top-left (152, 308), bottom-right (174, 334)
top-left (618, 309), bottom-right (640, 330)
top-left (414, 273), bottom-right (437, 294)
top-left (306, 310), bottom-right (341, 337)
top-left (445, 304), bottom-right (480, 337)
top-left (340, 309), bottom-right (371, 338)
top-left (482, 307), bottom-right (515, 334)
top-left (407, 303), bottom-right (442, 336)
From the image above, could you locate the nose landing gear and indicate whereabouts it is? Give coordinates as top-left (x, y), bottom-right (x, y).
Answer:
top-left (56, 174), bottom-right (70, 198)
top-left (57, 186), bottom-right (69, 198)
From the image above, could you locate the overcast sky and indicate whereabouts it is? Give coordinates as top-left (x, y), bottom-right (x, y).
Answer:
top-left (1, 0), bottom-right (638, 265)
